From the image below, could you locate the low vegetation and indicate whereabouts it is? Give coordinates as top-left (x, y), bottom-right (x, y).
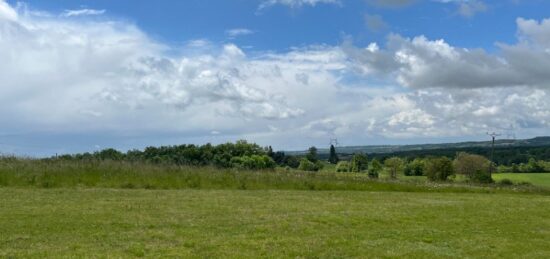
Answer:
top-left (1, 189), bottom-right (549, 258)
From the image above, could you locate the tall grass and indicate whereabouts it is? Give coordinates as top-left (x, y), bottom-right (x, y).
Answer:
top-left (0, 157), bottom-right (548, 194)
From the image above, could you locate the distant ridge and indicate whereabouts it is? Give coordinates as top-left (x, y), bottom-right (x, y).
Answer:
top-left (287, 136), bottom-right (550, 155)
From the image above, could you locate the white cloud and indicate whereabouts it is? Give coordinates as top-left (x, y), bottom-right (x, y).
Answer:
top-left (0, 0), bottom-right (549, 154)
top-left (0, 0), bottom-right (17, 21)
top-left (61, 8), bottom-right (106, 17)
top-left (344, 18), bottom-right (550, 89)
top-left (225, 28), bottom-right (254, 38)
top-left (258, 0), bottom-right (340, 9)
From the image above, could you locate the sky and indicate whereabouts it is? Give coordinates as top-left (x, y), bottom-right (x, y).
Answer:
top-left (1, 0), bottom-right (549, 156)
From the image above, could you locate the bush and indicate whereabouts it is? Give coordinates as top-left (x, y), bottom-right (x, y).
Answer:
top-left (335, 161), bottom-right (350, 172)
top-left (453, 152), bottom-right (491, 182)
top-left (404, 159), bottom-right (425, 176)
top-left (230, 155), bottom-right (276, 170)
top-left (282, 155), bottom-right (300, 169)
top-left (350, 154), bottom-right (368, 173)
top-left (424, 157), bottom-right (454, 181)
top-left (384, 157), bottom-right (403, 179)
top-left (469, 171), bottom-right (494, 184)
top-left (298, 158), bottom-right (323, 172)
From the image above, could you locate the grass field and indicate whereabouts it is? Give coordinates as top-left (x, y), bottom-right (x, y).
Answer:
top-left (493, 173), bottom-right (550, 188)
top-left (1, 159), bottom-right (550, 257)
top-left (1, 188), bottom-right (549, 258)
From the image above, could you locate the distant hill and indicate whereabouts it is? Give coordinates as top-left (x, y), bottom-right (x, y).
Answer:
top-left (288, 136), bottom-right (550, 156)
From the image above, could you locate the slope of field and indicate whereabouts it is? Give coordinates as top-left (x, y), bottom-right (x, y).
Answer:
top-left (1, 188), bottom-right (549, 258)
top-left (493, 173), bottom-right (550, 188)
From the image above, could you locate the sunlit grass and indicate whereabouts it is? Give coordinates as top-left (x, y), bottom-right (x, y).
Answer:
top-left (1, 188), bottom-right (549, 258)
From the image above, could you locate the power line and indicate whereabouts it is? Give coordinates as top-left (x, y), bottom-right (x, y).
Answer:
top-left (486, 132), bottom-right (501, 179)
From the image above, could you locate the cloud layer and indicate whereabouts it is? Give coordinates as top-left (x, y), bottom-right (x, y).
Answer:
top-left (0, 0), bottom-right (549, 155)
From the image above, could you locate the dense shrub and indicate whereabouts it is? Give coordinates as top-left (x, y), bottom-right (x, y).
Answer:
top-left (50, 140), bottom-right (300, 170)
top-left (453, 152), bottom-right (491, 183)
top-left (350, 153), bottom-right (369, 173)
top-left (404, 158), bottom-right (425, 176)
top-left (336, 161), bottom-right (350, 172)
top-left (230, 155), bottom-right (276, 170)
top-left (424, 157), bottom-right (454, 181)
top-left (298, 158), bottom-right (323, 172)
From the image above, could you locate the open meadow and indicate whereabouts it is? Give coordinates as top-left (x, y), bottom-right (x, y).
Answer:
top-left (1, 160), bottom-right (550, 258)
top-left (1, 188), bottom-right (549, 258)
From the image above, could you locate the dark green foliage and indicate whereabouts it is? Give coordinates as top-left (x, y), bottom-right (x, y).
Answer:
top-left (350, 153), bottom-right (369, 173)
top-left (404, 159), bottom-right (425, 176)
top-left (49, 140), bottom-right (300, 170)
top-left (425, 157), bottom-right (454, 181)
top-left (328, 145), bottom-right (339, 164)
top-left (497, 159), bottom-right (549, 173)
top-left (95, 148), bottom-right (124, 161)
top-left (298, 158), bottom-right (324, 172)
top-left (306, 146), bottom-right (318, 162)
top-left (364, 145), bottom-right (550, 166)
top-left (282, 155), bottom-right (300, 168)
top-left (499, 179), bottom-right (514, 186)
top-left (230, 155), bottom-right (276, 170)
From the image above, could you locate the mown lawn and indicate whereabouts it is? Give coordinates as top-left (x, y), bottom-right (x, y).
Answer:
top-left (1, 188), bottom-right (549, 258)
top-left (493, 173), bottom-right (550, 188)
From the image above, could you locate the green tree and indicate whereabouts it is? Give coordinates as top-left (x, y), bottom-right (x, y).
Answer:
top-left (328, 145), bottom-right (339, 164)
top-left (384, 157), bottom-right (403, 179)
top-left (425, 157), bottom-right (454, 181)
top-left (368, 159), bottom-right (382, 179)
top-left (306, 146), bottom-right (318, 162)
top-left (453, 152), bottom-right (491, 182)
top-left (351, 153), bottom-right (369, 172)
top-left (404, 158), bottom-right (425, 176)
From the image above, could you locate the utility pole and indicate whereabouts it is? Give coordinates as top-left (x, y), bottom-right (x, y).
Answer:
top-left (486, 132), bottom-right (501, 178)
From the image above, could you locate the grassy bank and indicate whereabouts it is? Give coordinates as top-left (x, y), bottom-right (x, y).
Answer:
top-left (1, 188), bottom-right (549, 258)
top-left (0, 159), bottom-right (548, 194)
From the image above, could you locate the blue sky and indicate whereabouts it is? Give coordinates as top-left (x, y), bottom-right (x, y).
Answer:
top-left (12, 0), bottom-right (550, 51)
top-left (1, 0), bottom-right (550, 156)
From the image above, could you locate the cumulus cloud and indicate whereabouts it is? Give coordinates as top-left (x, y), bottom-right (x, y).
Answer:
top-left (344, 17), bottom-right (550, 89)
top-left (61, 8), bottom-right (106, 17)
top-left (0, 0), bottom-right (17, 21)
top-left (0, 0), bottom-right (549, 154)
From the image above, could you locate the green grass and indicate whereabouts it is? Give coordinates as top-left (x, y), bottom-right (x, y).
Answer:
top-left (1, 159), bottom-right (548, 194)
top-left (1, 159), bottom-right (549, 257)
top-left (493, 173), bottom-right (550, 188)
top-left (0, 188), bottom-right (549, 258)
